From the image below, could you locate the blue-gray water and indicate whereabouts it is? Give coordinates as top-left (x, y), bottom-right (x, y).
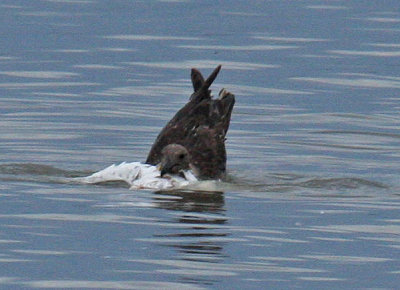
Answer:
top-left (1, 0), bottom-right (400, 289)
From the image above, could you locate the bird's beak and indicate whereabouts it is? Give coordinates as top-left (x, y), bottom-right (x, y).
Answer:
top-left (160, 167), bottom-right (167, 177)
top-left (159, 160), bottom-right (173, 177)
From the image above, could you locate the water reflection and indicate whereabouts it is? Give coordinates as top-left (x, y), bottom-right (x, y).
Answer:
top-left (152, 191), bottom-right (227, 256)
top-left (136, 190), bottom-right (228, 285)
top-left (153, 190), bottom-right (225, 213)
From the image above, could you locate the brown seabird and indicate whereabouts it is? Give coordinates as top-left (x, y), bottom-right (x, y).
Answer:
top-left (146, 65), bottom-right (235, 180)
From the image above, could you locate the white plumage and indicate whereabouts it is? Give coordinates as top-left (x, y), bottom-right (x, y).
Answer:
top-left (76, 162), bottom-right (198, 190)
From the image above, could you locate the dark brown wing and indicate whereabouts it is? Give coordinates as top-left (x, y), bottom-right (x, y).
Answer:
top-left (145, 65), bottom-right (235, 179)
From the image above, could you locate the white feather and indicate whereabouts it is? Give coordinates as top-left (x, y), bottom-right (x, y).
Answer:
top-left (76, 162), bottom-right (198, 190)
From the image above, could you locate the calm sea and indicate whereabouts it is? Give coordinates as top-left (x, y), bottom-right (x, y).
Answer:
top-left (1, 0), bottom-right (400, 289)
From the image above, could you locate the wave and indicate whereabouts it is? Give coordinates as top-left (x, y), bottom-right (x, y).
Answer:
top-left (0, 163), bottom-right (90, 185)
top-left (0, 163), bottom-right (389, 194)
top-left (225, 170), bottom-right (388, 195)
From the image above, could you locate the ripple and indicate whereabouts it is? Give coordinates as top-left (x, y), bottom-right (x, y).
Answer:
top-left (310, 224), bottom-right (400, 235)
top-left (42, 0), bottom-right (93, 3)
top-left (23, 280), bottom-right (204, 289)
top-left (291, 76), bottom-right (400, 88)
top-left (177, 44), bottom-right (297, 51)
top-left (50, 49), bottom-right (91, 53)
top-left (126, 60), bottom-right (278, 70)
top-left (300, 254), bottom-right (391, 263)
top-left (0, 213), bottom-right (156, 225)
top-left (245, 235), bottom-right (309, 244)
top-left (18, 11), bottom-right (73, 17)
top-left (11, 250), bottom-right (71, 255)
top-left (105, 34), bottom-right (202, 41)
top-left (306, 5), bottom-right (348, 10)
top-left (92, 84), bottom-right (187, 97)
top-left (0, 81), bottom-right (98, 89)
top-left (0, 71), bottom-right (79, 79)
top-left (73, 64), bottom-right (122, 70)
top-left (298, 276), bottom-right (346, 281)
top-left (99, 47), bottom-right (136, 52)
top-left (222, 84), bottom-right (310, 96)
top-left (369, 43), bottom-right (400, 48)
top-left (328, 49), bottom-right (400, 57)
top-left (252, 35), bottom-right (329, 43)
top-left (157, 268), bottom-right (236, 276)
top-left (125, 258), bottom-right (326, 274)
top-left (365, 17), bottom-right (400, 23)
top-left (0, 239), bottom-right (24, 244)
top-left (221, 11), bottom-right (267, 17)
top-left (0, 257), bottom-right (34, 263)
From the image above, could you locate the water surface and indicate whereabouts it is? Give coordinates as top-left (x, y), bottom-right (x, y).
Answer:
top-left (1, 0), bottom-right (400, 289)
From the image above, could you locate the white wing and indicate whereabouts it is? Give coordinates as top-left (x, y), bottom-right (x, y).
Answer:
top-left (76, 162), bottom-right (197, 190)
top-left (77, 162), bottom-right (143, 185)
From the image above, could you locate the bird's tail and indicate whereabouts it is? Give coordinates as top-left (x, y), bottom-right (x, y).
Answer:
top-left (214, 88), bottom-right (235, 136)
top-left (190, 65), bottom-right (222, 102)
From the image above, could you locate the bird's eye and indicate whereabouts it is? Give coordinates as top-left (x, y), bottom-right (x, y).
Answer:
top-left (178, 154), bottom-right (185, 159)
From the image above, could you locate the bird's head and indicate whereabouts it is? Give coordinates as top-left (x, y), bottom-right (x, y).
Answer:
top-left (159, 144), bottom-right (191, 177)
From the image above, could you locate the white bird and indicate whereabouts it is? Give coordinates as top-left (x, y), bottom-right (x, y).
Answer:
top-left (76, 144), bottom-right (198, 190)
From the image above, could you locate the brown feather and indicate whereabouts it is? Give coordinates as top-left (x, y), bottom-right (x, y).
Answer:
top-left (145, 66), bottom-right (235, 179)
